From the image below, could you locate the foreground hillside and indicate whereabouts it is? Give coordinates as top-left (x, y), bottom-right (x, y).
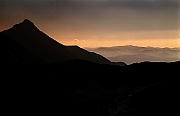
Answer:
top-left (1, 60), bottom-right (179, 116)
top-left (0, 19), bottom-right (179, 116)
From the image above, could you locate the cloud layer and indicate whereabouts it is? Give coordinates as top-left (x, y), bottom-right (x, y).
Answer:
top-left (0, 0), bottom-right (179, 47)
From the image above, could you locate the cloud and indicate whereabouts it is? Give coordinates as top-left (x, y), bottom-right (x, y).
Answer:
top-left (74, 39), bottom-right (79, 42)
top-left (0, 0), bottom-right (179, 33)
top-left (1, 0), bottom-right (178, 15)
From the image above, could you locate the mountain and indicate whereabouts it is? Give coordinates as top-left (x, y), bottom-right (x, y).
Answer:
top-left (1, 59), bottom-right (179, 116)
top-left (1, 19), bottom-right (78, 63)
top-left (0, 19), bottom-right (179, 116)
top-left (0, 33), bottom-right (45, 65)
top-left (108, 54), bottom-right (179, 64)
top-left (66, 46), bottom-right (111, 64)
top-left (0, 19), bottom-right (111, 65)
top-left (86, 45), bottom-right (180, 64)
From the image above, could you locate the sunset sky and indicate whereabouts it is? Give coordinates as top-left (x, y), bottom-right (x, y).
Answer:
top-left (0, 0), bottom-right (180, 48)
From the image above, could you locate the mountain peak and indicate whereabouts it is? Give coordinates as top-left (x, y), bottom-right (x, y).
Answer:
top-left (22, 19), bottom-right (34, 24)
top-left (21, 19), bottom-right (35, 27)
top-left (7, 19), bottom-right (38, 32)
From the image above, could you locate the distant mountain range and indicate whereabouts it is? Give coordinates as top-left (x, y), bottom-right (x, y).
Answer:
top-left (86, 45), bottom-right (180, 64)
top-left (0, 19), bottom-right (179, 116)
top-left (0, 19), bottom-right (112, 65)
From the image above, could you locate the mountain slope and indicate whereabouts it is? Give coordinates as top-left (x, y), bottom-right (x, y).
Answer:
top-left (1, 19), bottom-right (78, 63)
top-left (67, 46), bottom-right (111, 64)
top-left (0, 33), bottom-right (45, 65)
top-left (1, 19), bottom-right (111, 64)
top-left (1, 19), bottom-right (179, 116)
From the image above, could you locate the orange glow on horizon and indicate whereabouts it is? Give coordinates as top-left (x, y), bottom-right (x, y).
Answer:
top-left (57, 38), bottom-right (180, 48)
top-left (41, 28), bottom-right (179, 48)
top-left (1, 20), bottom-right (179, 49)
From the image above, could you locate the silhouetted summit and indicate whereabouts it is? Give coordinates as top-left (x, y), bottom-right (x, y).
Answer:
top-left (1, 19), bottom-right (111, 64)
top-left (1, 20), bottom-right (77, 63)
top-left (1, 19), bottom-right (179, 116)
top-left (21, 19), bottom-right (35, 26)
top-left (23, 19), bottom-right (34, 23)
top-left (11, 19), bottom-right (38, 32)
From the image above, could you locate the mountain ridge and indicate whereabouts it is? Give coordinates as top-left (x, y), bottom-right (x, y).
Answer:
top-left (1, 19), bottom-right (112, 65)
top-left (66, 45), bottom-right (111, 64)
top-left (86, 45), bottom-right (180, 64)
top-left (1, 19), bottom-right (179, 116)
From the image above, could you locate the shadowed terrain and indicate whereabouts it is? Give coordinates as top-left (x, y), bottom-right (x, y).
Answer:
top-left (0, 19), bottom-right (179, 116)
top-left (1, 60), bottom-right (179, 116)
top-left (1, 19), bottom-right (111, 65)
top-left (66, 46), bottom-right (110, 64)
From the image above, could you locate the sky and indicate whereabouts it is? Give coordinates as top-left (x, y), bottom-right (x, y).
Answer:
top-left (0, 0), bottom-right (180, 48)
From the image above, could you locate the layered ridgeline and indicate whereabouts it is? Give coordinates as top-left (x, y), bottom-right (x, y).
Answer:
top-left (0, 19), bottom-right (111, 65)
top-left (86, 45), bottom-right (180, 64)
top-left (0, 19), bottom-right (179, 116)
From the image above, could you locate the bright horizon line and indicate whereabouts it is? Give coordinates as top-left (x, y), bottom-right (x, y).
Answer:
top-left (63, 43), bottom-right (180, 48)
top-left (82, 45), bottom-right (180, 49)
top-left (57, 39), bottom-right (180, 49)
top-left (1, 19), bottom-right (179, 49)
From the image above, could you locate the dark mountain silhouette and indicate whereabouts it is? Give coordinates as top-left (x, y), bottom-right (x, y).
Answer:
top-left (1, 19), bottom-right (111, 65)
top-left (0, 33), bottom-right (45, 65)
top-left (1, 60), bottom-right (179, 116)
top-left (0, 20), bottom-right (179, 116)
top-left (67, 45), bottom-right (111, 64)
top-left (1, 19), bottom-right (78, 63)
